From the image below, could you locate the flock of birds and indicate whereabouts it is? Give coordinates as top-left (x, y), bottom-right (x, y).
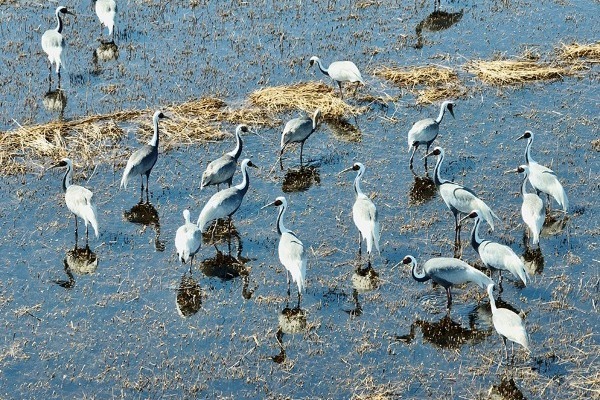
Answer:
top-left (44, 3), bottom-right (570, 362)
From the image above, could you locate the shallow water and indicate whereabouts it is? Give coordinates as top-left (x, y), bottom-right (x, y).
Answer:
top-left (1, 0), bottom-right (599, 398)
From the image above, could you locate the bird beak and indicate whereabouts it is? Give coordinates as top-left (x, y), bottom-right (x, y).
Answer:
top-left (338, 167), bottom-right (353, 176)
top-left (449, 107), bottom-right (455, 119)
top-left (503, 168), bottom-right (518, 175)
top-left (65, 10), bottom-right (76, 16)
top-left (458, 214), bottom-right (471, 225)
top-left (260, 201), bottom-right (275, 210)
top-left (421, 151), bottom-right (434, 160)
top-left (516, 134), bottom-right (525, 141)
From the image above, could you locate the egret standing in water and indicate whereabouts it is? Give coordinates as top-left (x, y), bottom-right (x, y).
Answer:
top-left (121, 111), bottom-right (169, 202)
top-left (201, 124), bottom-right (249, 190)
top-left (507, 165), bottom-right (545, 246)
top-left (280, 109), bottom-right (321, 169)
top-left (403, 255), bottom-right (493, 310)
top-left (460, 210), bottom-right (529, 287)
top-left (340, 162), bottom-right (380, 264)
top-left (517, 130), bottom-right (568, 213)
top-left (309, 56), bottom-right (364, 99)
top-left (262, 196), bottom-right (306, 307)
top-left (197, 158), bottom-right (257, 234)
top-left (41, 6), bottom-right (75, 82)
top-left (51, 158), bottom-right (99, 248)
top-left (175, 209), bottom-right (202, 270)
top-left (93, 0), bottom-right (117, 38)
top-left (424, 147), bottom-right (499, 246)
top-left (487, 284), bottom-right (530, 361)
top-left (407, 100), bottom-right (455, 174)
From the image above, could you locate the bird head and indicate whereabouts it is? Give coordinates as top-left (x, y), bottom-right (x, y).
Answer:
top-left (446, 101), bottom-right (455, 119)
top-left (339, 162), bottom-right (364, 175)
top-left (58, 6), bottom-right (75, 16)
top-left (503, 165), bottom-right (528, 175)
top-left (50, 158), bottom-right (71, 169)
top-left (237, 124), bottom-right (250, 134)
top-left (423, 146), bottom-right (443, 160)
top-left (154, 110), bottom-right (170, 120)
top-left (459, 210), bottom-right (479, 225)
top-left (261, 196), bottom-right (286, 210)
top-left (402, 255), bottom-right (416, 268)
top-left (516, 130), bottom-right (533, 141)
top-left (308, 56), bottom-right (319, 68)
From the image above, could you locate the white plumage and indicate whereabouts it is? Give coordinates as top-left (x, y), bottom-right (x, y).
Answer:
top-left (280, 109), bottom-right (321, 168)
top-left (309, 56), bottom-right (364, 98)
top-left (341, 162), bottom-right (380, 261)
top-left (262, 196), bottom-right (306, 304)
top-left (514, 165), bottom-right (545, 246)
top-left (461, 210), bottom-right (529, 286)
top-left (407, 100), bottom-right (455, 172)
top-left (403, 255), bottom-right (493, 309)
top-left (197, 159), bottom-right (255, 231)
top-left (517, 130), bottom-right (568, 213)
top-left (94, 0), bottom-right (117, 36)
top-left (201, 124), bottom-right (249, 190)
top-left (425, 147), bottom-right (499, 243)
top-left (52, 158), bottom-right (99, 246)
top-left (175, 209), bottom-right (202, 266)
top-left (486, 284), bottom-right (530, 359)
top-left (41, 6), bottom-right (74, 77)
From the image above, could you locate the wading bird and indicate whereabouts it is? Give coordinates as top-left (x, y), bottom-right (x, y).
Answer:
top-left (197, 158), bottom-right (256, 234)
top-left (517, 130), bottom-right (568, 213)
top-left (175, 209), bottom-right (202, 270)
top-left (262, 196), bottom-right (306, 307)
top-left (403, 255), bottom-right (493, 310)
top-left (280, 109), bottom-right (321, 169)
top-left (508, 165), bottom-right (544, 246)
top-left (407, 100), bottom-right (455, 174)
top-left (120, 111), bottom-right (169, 202)
top-left (41, 6), bottom-right (75, 82)
top-left (309, 56), bottom-right (364, 98)
top-left (424, 147), bottom-right (499, 247)
top-left (487, 283), bottom-right (530, 361)
top-left (93, 0), bottom-right (117, 37)
top-left (340, 162), bottom-right (380, 263)
top-left (460, 211), bottom-right (529, 286)
top-left (201, 124), bottom-right (249, 190)
top-left (51, 158), bottom-right (99, 247)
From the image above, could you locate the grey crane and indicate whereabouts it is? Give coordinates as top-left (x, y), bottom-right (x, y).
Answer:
top-left (280, 109), bottom-right (321, 169)
top-left (340, 162), bottom-right (381, 263)
top-left (197, 158), bottom-right (256, 233)
top-left (407, 100), bottom-right (455, 174)
top-left (517, 130), bottom-right (568, 213)
top-left (508, 165), bottom-right (545, 246)
top-left (309, 56), bottom-right (364, 98)
top-left (201, 124), bottom-right (249, 190)
top-left (41, 6), bottom-right (75, 82)
top-left (262, 196), bottom-right (306, 307)
top-left (93, 0), bottom-right (117, 37)
top-left (175, 209), bottom-right (202, 270)
top-left (120, 111), bottom-right (169, 202)
top-left (51, 158), bottom-right (99, 247)
top-left (460, 210), bottom-right (529, 286)
top-left (486, 284), bottom-right (530, 360)
top-left (424, 147), bottom-right (499, 245)
top-left (403, 255), bottom-right (493, 310)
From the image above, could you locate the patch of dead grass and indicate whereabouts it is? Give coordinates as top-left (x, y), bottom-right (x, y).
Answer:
top-left (373, 65), bottom-right (458, 88)
top-left (558, 42), bottom-right (600, 63)
top-left (465, 56), bottom-right (573, 86)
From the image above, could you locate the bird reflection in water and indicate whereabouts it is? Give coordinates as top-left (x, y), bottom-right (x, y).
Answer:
top-left (326, 118), bottom-right (362, 143)
top-left (490, 376), bottom-right (526, 400)
top-left (541, 213), bottom-right (568, 238)
top-left (346, 265), bottom-right (379, 317)
top-left (93, 40), bottom-right (119, 63)
top-left (282, 166), bottom-right (320, 193)
top-left (42, 80), bottom-right (67, 120)
top-left (176, 272), bottom-right (202, 317)
top-left (54, 246), bottom-right (99, 289)
top-left (409, 175), bottom-right (437, 206)
top-left (272, 306), bottom-right (307, 364)
top-left (198, 232), bottom-right (255, 300)
top-left (123, 201), bottom-right (165, 251)
top-left (415, 1), bottom-right (463, 49)
top-left (522, 245), bottom-right (544, 276)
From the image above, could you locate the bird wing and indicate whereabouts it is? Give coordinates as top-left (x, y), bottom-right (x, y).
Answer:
top-left (279, 232), bottom-right (306, 293)
top-left (441, 182), bottom-right (498, 229)
top-left (175, 223), bottom-right (202, 261)
top-left (522, 193), bottom-right (544, 242)
top-left (329, 61), bottom-right (364, 83)
top-left (426, 258), bottom-right (492, 288)
top-left (66, 185), bottom-right (99, 237)
top-left (352, 196), bottom-right (380, 252)
top-left (197, 188), bottom-right (242, 229)
top-left (493, 308), bottom-right (529, 350)
top-left (201, 155), bottom-right (235, 187)
top-left (282, 117), bottom-right (312, 147)
top-left (407, 118), bottom-right (437, 149)
top-left (479, 241), bottom-right (528, 285)
top-left (121, 145), bottom-right (156, 188)
top-left (528, 163), bottom-right (568, 211)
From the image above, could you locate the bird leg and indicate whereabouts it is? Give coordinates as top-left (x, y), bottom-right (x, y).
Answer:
top-left (145, 175), bottom-right (150, 202)
top-left (353, 81), bottom-right (360, 97)
top-left (299, 142), bottom-right (304, 167)
top-left (73, 216), bottom-right (79, 250)
top-left (409, 146), bottom-right (418, 175)
top-left (445, 287), bottom-right (452, 310)
top-left (337, 81), bottom-right (344, 99)
top-left (286, 270), bottom-right (291, 298)
top-left (279, 148), bottom-right (286, 170)
top-left (85, 224), bottom-right (90, 246)
top-left (357, 232), bottom-right (363, 258)
top-left (297, 292), bottom-right (302, 309)
top-left (424, 144), bottom-right (430, 171)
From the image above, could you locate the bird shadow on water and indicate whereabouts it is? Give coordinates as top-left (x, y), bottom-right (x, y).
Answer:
top-left (91, 40), bottom-right (119, 75)
top-left (282, 166), bottom-right (321, 193)
top-left (324, 118), bottom-right (362, 143)
top-left (345, 264), bottom-right (380, 317)
top-left (414, 5), bottom-right (464, 49)
top-left (42, 81), bottom-right (67, 120)
top-left (408, 175), bottom-right (437, 206)
top-left (272, 306), bottom-right (307, 364)
top-left (489, 375), bottom-right (526, 400)
top-left (176, 271), bottom-right (202, 318)
top-left (54, 246), bottom-right (99, 289)
top-left (123, 201), bottom-right (165, 251)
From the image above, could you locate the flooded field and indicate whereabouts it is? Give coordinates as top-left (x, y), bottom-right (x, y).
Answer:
top-left (0, 0), bottom-right (598, 398)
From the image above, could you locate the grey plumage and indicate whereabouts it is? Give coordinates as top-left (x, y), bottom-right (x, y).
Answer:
top-left (201, 124), bottom-right (249, 190)
top-left (280, 109), bottom-right (321, 168)
top-left (175, 209), bottom-right (202, 267)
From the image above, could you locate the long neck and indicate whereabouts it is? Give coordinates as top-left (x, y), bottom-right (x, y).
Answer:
top-left (435, 103), bottom-right (446, 124)
top-left (353, 169), bottom-right (365, 197)
top-left (470, 217), bottom-right (483, 251)
top-left (149, 116), bottom-right (160, 147)
top-left (235, 162), bottom-right (250, 194)
top-left (228, 130), bottom-right (243, 160)
top-left (55, 11), bottom-right (63, 33)
top-left (411, 261), bottom-right (431, 283)
top-left (520, 173), bottom-right (529, 196)
top-left (276, 204), bottom-right (289, 236)
top-left (488, 286), bottom-right (497, 313)
top-left (432, 153), bottom-right (446, 186)
top-left (316, 59), bottom-right (329, 77)
top-left (524, 138), bottom-right (535, 164)
top-left (62, 164), bottom-right (72, 192)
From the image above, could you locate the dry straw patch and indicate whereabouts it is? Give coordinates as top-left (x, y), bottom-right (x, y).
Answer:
top-left (465, 56), bottom-right (572, 86)
top-left (247, 81), bottom-right (364, 120)
top-left (558, 42), bottom-right (600, 63)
